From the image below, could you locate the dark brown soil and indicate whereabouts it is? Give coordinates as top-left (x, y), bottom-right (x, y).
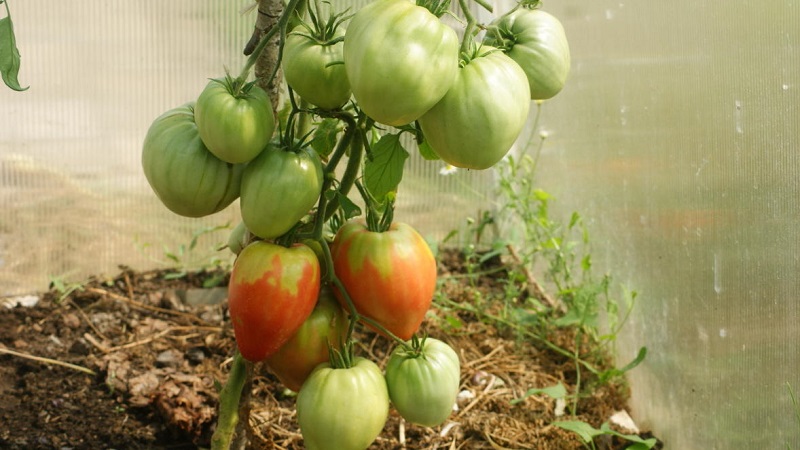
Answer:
top-left (0, 250), bottom-right (660, 450)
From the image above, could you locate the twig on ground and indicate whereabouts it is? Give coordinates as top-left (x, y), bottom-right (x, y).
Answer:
top-left (0, 347), bottom-right (96, 375)
top-left (505, 244), bottom-right (566, 313)
top-left (85, 287), bottom-right (213, 326)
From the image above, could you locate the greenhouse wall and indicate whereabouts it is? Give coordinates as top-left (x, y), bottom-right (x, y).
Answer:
top-left (2, 1), bottom-right (799, 449)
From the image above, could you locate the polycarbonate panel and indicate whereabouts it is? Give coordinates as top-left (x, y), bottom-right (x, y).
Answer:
top-left (530, 1), bottom-right (800, 448)
top-left (0, 0), bottom-right (494, 296)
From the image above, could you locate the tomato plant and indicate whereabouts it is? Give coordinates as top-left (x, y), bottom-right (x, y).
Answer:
top-left (282, 7), bottom-right (351, 110)
top-left (141, 103), bottom-right (245, 218)
top-left (239, 143), bottom-right (323, 240)
top-left (331, 220), bottom-right (437, 340)
top-left (343, 0), bottom-right (459, 126)
top-left (418, 45), bottom-right (531, 170)
top-left (194, 77), bottom-right (275, 164)
top-left (266, 286), bottom-right (347, 392)
top-left (227, 241), bottom-right (321, 362)
top-left (484, 7), bottom-right (571, 100)
top-left (385, 337), bottom-right (461, 427)
top-left (296, 357), bottom-right (389, 450)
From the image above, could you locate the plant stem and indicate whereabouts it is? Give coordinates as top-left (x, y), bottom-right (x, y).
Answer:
top-left (210, 353), bottom-right (248, 450)
top-left (458, 0), bottom-right (477, 55)
top-left (236, 0), bottom-right (304, 85)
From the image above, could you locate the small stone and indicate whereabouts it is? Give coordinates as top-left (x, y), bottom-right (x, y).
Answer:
top-left (155, 349), bottom-right (183, 368)
top-left (185, 347), bottom-right (206, 365)
top-left (62, 313), bottom-right (81, 329)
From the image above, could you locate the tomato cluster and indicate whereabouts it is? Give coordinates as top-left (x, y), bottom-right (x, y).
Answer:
top-left (141, 1), bottom-right (569, 448)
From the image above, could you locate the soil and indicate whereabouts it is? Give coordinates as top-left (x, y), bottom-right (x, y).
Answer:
top-left (0, 249), bottom-right (661, 450)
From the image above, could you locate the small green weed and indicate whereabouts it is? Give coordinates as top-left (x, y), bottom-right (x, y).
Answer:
top-left (48, 275), bottom-right (86, 303)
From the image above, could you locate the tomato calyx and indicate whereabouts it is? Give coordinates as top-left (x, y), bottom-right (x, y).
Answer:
top-left (416, 0), bottom-right (451, 18)
top-left (290, 0), bottom-right (351, 46)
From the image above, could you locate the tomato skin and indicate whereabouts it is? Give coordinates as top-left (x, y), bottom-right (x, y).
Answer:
top-left (142, 103), bottom-right (244, 217)
top-left (283, 26), bottom-right (351, 110)
top-left (331, 220), bottom-right (436, 340)
top-left (266, 287), bottom-right (347, 392)
top-left (343, 0), bottom-right (459, 126)
top-left (385, 338), bottom-right (461, 427)
top-left (239, 144), bottom-right (323, 240)
top-left (418, 46), bottom-right (530, 170)
top-left (227, 241), bottom-right (321, 362)
top-left (484, 8), bottom-right (570, 100)
top-left (194, 79), bottom-right (276, 164)
top-left (297, 357), bottom-right (389, 450)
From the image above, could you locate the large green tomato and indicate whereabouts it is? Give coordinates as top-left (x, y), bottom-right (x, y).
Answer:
top-left (239, 144), bottom-right (323, 240)
top-left (331, 220), bottom-right (436, 340)
top-left (142, 103), bottom-right (244, 218)
top-left (266, 287), bottom-right (347, 392)
top-left (385, 338), bottom-right (461, 427)
top-left (283, 26), bottom-right (351, 110)
top-left (343, 0), bottom-right (459, 126)
top-left (418, 46), bottom-right (531, 170)
top-left (228, 241), bottom-right (321, 362)
top-left (297, 357), bottom-right (389, 450)
top-left (484, 8), bottom-right (571, 100)
top-left (194, 78), bottom-right (275, 164)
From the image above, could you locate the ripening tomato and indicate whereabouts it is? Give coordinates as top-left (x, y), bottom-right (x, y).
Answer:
top-left (227, 241), bottom-right (321, 362)
top-left (385, 338), bottom-right (461, 427)
top-left (141, 103), bottom-right (244, 218)
top-left (484, 8), bottom-right (571, 100)
top-left (343, 0), bottom-right (459, 126)
top-left (296, 357), bottom-right (389, 450)
top-left (331, 220), bottom-right (436, 340)
top-left (194, 78), bottom-right (275, 164)
top-left (418, 46), bottom-right (531, 170)
top-left (266, 287), bottom-right (347, 392)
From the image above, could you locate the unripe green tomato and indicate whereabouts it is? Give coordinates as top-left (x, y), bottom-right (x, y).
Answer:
top-left (484, 8), bottom-right (571, 100)
top-left (227, 221), bottom-right (249, 256)
top-left (194, 78), bottom-right (276, 164)
top-left (297, 357), bottom-right (389, 450)
top-left (385, 338), bottom-right (461, 427)
top-left (141, 103), bottom-right (244, 218)
top-left (283, 26), bottom-right (351, 110)
top-left (239, 144), bottom-right (323, 240)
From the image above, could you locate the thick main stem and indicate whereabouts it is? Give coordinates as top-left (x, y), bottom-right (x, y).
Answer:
top-left (210, 353), bottom-right (248, 450)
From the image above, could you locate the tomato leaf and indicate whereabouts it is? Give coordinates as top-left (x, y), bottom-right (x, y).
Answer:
top-left (417, 140), bottom-right (440, 161)
top-left (335, 191), bottom-right (362, 220)
top-left (364, 133), bottom-right (408, 202)
top-left (0, 8), bottom-right (28, 92)
top-left (311, 118), bottom-right (339, 158)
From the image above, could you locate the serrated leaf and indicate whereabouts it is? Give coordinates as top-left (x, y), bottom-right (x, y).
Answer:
top-left (0, 13), bottom-right (28, 91)
top-left (417, 140), bottom-right (440, 161)
top-left (364, 133), bottom-right (408, 202)
top-left (311, 118), bottom-right (339, 158)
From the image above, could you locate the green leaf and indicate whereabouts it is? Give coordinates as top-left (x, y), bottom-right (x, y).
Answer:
top-left (311, 118), bottom-right (339, 158)
top-left (335, 191), bottom-right (362, 220)
top-left (417, 140), bottom-right (440, 161)
top-left (553, 420), bottom-right (603, 443)
top-left (364, 133), bottom-right (408, 202)
top-left (0, 8), bottom-right (28, 92)
top-left (599, 422), bottom-right (657, 448)
top-left (510, 382), bottom-right (567, 405)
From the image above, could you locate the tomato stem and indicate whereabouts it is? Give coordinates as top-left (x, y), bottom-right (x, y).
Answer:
top-left (458, 0), bottom-right (478, 56)
top-left (210, 352), bottom-right (248, 450)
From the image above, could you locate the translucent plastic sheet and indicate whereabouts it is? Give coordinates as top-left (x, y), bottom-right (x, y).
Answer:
top-left (535, 2), bottom-right (800, 448)
top-left (0, 0), bottom-right (494, 296)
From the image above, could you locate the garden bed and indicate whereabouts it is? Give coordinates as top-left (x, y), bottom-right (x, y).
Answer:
top-left (0, 249), bottom-right (660, 449)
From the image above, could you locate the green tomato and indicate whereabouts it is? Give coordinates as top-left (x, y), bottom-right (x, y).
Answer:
top-left (385, 338), bottom-right (460, 427)
top-left (297, 357), bottom-right (389, 450)
top-left (227, 221), bottom-right (249, 256)
top-left (484, 8), bottom-right (571, 100)
top-left (141, 103), bottom-right (244, 217)
top-left (343, 0), bottom-right (459, 126)
top-left (266, 287), bottom-right (348, 392)
top-left (194, 78), bottom-right (276, 164)
top-left (239, 144), bottom-right (323, 240)
top-left (283, 26), bottom-right (351, 110)
top-left (418, 46), bottom-right (531, 170)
